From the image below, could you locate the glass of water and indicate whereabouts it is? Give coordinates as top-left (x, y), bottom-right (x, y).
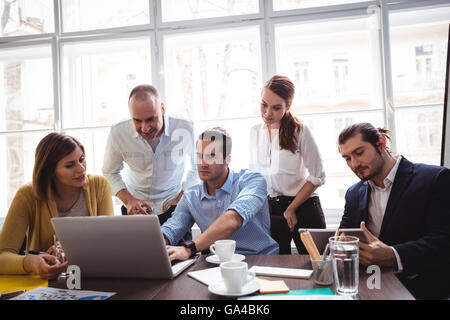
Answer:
top-left (329, 236), bottom-right (359, 296)
top-left (54, 235), bottom-right (68, 278)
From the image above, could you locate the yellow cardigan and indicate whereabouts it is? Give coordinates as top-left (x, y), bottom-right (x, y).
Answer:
top-left (0, 174), bottom-right (113, 274)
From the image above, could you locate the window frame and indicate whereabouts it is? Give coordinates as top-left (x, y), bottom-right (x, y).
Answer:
top-left (0, 0), bottom-right (449, 226)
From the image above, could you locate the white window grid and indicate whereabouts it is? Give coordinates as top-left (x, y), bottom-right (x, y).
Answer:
top-left (0, 0), bottom-right (449, 226)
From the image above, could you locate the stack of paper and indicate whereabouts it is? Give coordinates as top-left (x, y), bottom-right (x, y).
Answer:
top-left (188, 267), bottom-right (222, 286)
top-left (249, 266), bottom-right (313, 279)
top-left (188, 266), bottom-right (314, 286)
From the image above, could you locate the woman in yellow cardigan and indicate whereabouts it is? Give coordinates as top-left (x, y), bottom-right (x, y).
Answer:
top-left (0, 132), bottom-right (113, 279)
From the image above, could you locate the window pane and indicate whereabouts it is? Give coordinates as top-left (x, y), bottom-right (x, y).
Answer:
top-left (390, 7), bottom-right (450, 107)
top-left (276, 17), bottom-right (382, 114)
top-left (163, 27), bottom-right (262, 120)
top-left (161, 0), bottom-right (259, 22)
top-left (0, 132), bottom-right (49, 218)
top-left (195, 117), bottom-right (262, 171)
top-left (62, 0), bottom-right (150, 33)
top-left (395, 106), bottom-right (443, 166)
top-left (274, 0), bottom-right (366, 11)
top-left (0, 0), bottom-right (54, 37)
top-left (61, 38), bottom-right (152, 128)
top-left (0, 45), bottom-right (53, 132)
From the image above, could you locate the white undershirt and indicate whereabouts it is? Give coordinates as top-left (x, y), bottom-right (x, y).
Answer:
top-left (367, 155), bottom-right (403, 273)
top-left (58, 191), bottom-right (89, 217)
top-left (249, 123), bottom-right (325, 197)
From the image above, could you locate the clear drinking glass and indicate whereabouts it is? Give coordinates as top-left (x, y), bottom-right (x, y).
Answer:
top-left (329, 236), bottom-right (359, 295)
top-left (54, 235), bottom-right (68, 278)
top-left (310, 258), bottom-right (334, 286)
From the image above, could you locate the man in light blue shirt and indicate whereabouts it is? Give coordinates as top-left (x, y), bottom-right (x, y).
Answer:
top-left (102, 85), bottom-right (199, 225)
top-left (162, 127), bottom-right (279, 261)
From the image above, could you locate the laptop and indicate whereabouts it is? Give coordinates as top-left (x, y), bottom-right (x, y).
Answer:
top-left (51, 215), bottom-right (196, 279)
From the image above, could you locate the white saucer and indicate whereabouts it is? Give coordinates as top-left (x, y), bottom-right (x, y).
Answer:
top-left (208, 280), bottom-right (260, 297)
top-left (206, 254), bottom-right (245, 264)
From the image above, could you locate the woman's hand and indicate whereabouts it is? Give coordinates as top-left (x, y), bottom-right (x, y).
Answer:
top-left (283, 208), bottom-right (298, 232)
top-left (23, 254), bottom-right (68, 280)
top-left (46, 242), bottom-right (60, 256)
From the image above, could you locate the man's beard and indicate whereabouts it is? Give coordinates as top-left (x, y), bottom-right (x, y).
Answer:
top-left (140, 128), bottom-right (157, 140)
top-left (354, 155), bottom-right (384, 182)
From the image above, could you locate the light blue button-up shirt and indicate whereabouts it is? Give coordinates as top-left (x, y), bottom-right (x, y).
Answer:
top-left (102, 115), bottom-right (199, 215)
top-left (162, 169), bottom-right (279, 255)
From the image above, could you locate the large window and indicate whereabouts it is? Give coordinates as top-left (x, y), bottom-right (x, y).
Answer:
top-left (61, 0), bottom-right (150, 32)
top-left (275, 16), bottom-right (384, 212)
top-left (390, 6), bottom-right (450, 166)
top-left (0, 45), bottom-right (53, 131)
top-left (0, 44), bottom-right (53, 213)
top-left (163, 26), bottom-right (262, 121)
top-left (1, 1), bottom-right (449, 227)
top-left (0, 0), bottom-right (54, 37)
top-left (273, 0), bottom-right (367, 11)
top-left (275, 17), bottom-right (382, 113)
top-left (61, 37), bottom-right (152, 128)
top-left (161, 0), bottom-right (259, 22)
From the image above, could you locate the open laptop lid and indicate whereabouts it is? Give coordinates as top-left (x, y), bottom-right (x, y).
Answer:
top-left (51, 215), bottom-right (190, 279)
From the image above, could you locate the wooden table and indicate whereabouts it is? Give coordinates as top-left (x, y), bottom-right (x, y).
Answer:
top-left (50, 255), bottom-right (415, 300)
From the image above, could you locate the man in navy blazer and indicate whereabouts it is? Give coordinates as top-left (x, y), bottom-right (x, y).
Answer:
top-left (338, 123), bottom-right (450, 300)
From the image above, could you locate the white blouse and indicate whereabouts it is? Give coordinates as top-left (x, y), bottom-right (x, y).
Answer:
top-left (249, 123), bottom-right (325, 198)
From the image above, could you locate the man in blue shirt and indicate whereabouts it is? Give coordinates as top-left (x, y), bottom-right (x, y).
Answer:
top-left (162, 127), bottom-right (279, 261)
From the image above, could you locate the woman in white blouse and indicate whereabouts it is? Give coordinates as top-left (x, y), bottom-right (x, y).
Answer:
top-left (249, 75), bottom-right (326, 254)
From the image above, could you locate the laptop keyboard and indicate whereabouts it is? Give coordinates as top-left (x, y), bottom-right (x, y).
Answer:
top-left (171, 258), bottom-right (196, 276)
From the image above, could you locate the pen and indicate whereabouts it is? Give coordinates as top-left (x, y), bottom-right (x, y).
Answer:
top-left (318, 244), bottom-right (330, 272)
top-left (0, 290), bottom-right (26, 300)
top-left (316, 244), bottom-right (331, 282)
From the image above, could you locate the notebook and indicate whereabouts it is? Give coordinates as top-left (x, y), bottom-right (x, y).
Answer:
top-left (187, 267), bottom-right (221, 286)
top-left (248, 266), bottom-right (313, 279)
top-left (256, 279), bottom-right (290, 294)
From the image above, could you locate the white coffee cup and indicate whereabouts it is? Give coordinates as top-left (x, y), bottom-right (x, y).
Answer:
top-left (209, 239), bottom-right (236, 262)
top-left (220, 261), bottom-right (255, 293)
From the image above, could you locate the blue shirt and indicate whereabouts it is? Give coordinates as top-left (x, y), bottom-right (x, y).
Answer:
top-left (102, 115), bottom-right (199, 215)
top-left (162, 169), bottom-right (279, 255)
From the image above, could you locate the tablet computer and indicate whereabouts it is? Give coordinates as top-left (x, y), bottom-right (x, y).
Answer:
top-left (298, 228), bottom-right (369, 253)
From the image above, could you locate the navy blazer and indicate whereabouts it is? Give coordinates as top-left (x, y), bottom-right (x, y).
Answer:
top-left (340, 157), bottom-right (450, 299)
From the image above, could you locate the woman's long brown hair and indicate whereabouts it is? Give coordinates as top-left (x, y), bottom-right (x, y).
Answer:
top-left (263, 75), bottom-right (302, 153)
top-left (33, 132), bottom-right (85, 201)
